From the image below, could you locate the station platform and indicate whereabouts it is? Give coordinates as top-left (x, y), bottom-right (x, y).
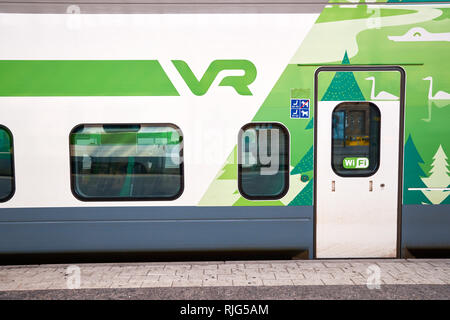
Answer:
top-left (0, 259), bottom-right (448, 299)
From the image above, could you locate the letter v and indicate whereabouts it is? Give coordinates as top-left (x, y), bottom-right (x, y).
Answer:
top-left (172, 60), bottom-right (216, 96)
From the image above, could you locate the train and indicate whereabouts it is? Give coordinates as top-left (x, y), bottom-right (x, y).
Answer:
top-left (0, 0), bottom-right (449, 260)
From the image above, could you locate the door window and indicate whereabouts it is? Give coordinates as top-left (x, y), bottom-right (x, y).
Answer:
top-left (331, 102), bottom-right (380, 177)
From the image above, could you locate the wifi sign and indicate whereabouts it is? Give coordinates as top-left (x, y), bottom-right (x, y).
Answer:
top-left (343, 157), bottom-right (369, 169)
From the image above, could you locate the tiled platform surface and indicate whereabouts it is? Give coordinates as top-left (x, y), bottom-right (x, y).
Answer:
top-left (0, 259), bottom-right (449, 291)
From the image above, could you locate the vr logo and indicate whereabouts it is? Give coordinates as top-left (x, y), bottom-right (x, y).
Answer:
top-left (172, 60), bottom-right (257, 96)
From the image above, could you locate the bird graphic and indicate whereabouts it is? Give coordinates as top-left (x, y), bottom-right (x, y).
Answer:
top-left (422, 76), bottom-right (450, 122)
top-left (365, 77), bottom-right (399, 100)
top-left (423, 77), bottom-right (450, 101)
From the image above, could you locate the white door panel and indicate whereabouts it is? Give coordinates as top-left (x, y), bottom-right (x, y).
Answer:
top-left (316, 100), bottom-right (400, 258)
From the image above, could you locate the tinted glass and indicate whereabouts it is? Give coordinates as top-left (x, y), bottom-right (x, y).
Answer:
top-left (70, 124), bottom-right (183, 201)
top-left (332, 102), bottom-right (380, 177)
top-left (238, 123), bottom-right (289, 199)
top-left (0, 126), bottom-right (14, 201)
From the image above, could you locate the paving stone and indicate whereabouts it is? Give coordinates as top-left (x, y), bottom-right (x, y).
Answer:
top-left (350, 277), bottom-right (368, 285)
top-left (187, 274), bottom-right (218, 281)
top-left (302, 272), bottom-right (334, 280)
top-left (286, 267), bottom-right (305, 274)
top-left (218, 274), bottom-right (247, 281)
top-left (191, 264), bottom-right (219, 270)
top-left (245, 272), bottom-right (276, 280)
top-left (201, 280), bottom-right (233, 287)
top-left (233, 279), bottom-right (264, 286)
top-left (296, 262), bottom-right (325, 268)
top-left (141, 281), bottom-right (172, 288)
top-left (221, 264), bottom-right (245, 268)
top-left (323, 262), bottom-right (351, 268)
top-left (164, 265), bottom-right (192, 271)
top-left (159, 275), bottom-right (187, 282)
top-left (204, 268), bottom-right (231, 275)
top-left (322, 278), bottom-right (354, 285)
top-left (382, 279), bottom-right (417, 285)
top-left (275, 272), bottom-right (305, 280)
top-left (263, 279), bottom-right (294, 286)
top-left (172, 280), bottom-right (203, 287)
top-left (292, 278), bottom-right (324, 286)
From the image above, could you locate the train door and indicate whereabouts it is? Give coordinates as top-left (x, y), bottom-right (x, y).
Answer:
top-left (314, 67), bottom-right (405, 258)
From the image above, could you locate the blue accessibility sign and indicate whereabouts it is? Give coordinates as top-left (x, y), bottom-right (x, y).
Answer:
top-left (290, 99), bottom-right (310, 119)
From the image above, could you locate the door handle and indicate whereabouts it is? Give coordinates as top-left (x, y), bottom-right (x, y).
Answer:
top-left (331, 180), bottom-right (335, 192)
top-left (369, 180), bottom-right (373, 192)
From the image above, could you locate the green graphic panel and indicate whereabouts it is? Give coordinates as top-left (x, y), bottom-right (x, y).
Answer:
top-left (317, 6), bottom-right (416, 24)
top-left (201, 2), bottom-right (450, 206)
top-left (252, 64), bottom-right (316, 168)
top-left (0, 60), bottom-right (179, 96)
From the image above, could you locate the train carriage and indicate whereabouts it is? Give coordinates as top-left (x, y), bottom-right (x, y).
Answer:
top-left (0, 0), bottom-right (449, 259)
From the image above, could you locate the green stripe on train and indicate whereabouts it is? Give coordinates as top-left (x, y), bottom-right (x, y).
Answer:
top-left (71, 132), bottom-right (180, 145)
top-left (0, 60), bottom-right (179, 96)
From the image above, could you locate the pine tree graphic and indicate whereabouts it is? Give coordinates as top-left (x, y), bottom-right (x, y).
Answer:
top-left (291, 146), bottom-right (313, 175)
top-left (403, 134), bottom-right (431, 204)
top-left (305, 117), bottom-right (314, 130)
top-left (288, 179), bottom-right (313, 206)
top-left (421, 145), bottom-right (450, 204)
top-left (321, 51), bottom-right (365, 101)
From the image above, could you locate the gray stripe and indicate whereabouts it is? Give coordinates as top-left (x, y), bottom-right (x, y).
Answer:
top-left (0, 1), bottom-right (326, 14)
top-left (0, 205), bottom-right (312, 222)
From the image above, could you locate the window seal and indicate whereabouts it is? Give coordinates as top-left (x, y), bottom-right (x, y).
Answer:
top-left (69, 123), bottom-right (184, 202)
top-left (238, 122), bottom-right (290, 201)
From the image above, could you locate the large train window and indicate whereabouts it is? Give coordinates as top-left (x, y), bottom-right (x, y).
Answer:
top-left (70, 124), bottom-right (184, 201)
top-left (331, 102), bottom-right (380, 177)
top-left (238, 123), bottom-right (289, 200)
top-left (0, 125), bottom-right (14, 202)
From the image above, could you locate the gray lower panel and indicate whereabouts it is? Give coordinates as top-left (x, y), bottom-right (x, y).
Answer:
top-left (402, 204), bottom-right (450, 249)
top-left (0, 206), bottom-right (313, 257)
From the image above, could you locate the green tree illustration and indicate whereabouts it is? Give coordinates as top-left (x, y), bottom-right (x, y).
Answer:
top-left (403, 134), bottom-right (431, 204)
top-left (218, 147), bottom-right (237, 180)
top-left (421, 145), bottom-right (450, 204)
top-left (441, 191), bottom-right (450, 204)
top-left (291, 146), bottom-right (313, 175)
top-left (305, 117), bottom-right (314, 130)
top-left (321, 51), bottom-right (365, 101)
top-left (288, 179), bottom-right (313, 206)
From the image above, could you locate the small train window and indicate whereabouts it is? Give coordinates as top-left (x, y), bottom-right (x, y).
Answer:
top-left (0, 126), bottom-right (14, 202)
top-left (70, 124), bottom-right (184, 201)
top-left (238, 123), bottom-right (289, 200)
top-left (331, 102), bottom-right (380, 177)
